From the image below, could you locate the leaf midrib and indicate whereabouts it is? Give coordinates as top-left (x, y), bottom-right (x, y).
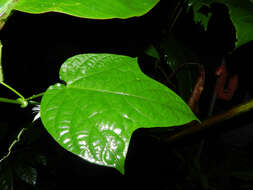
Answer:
top-left (67, 86), bottom-right (171, 106)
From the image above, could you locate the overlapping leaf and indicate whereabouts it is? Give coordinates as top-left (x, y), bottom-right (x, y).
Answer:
top-left (40, 53), bottom-right (198, 174)
top-left (1, 0), bottom-right (159, 29)
top-left (13, 0), bottom-right (160, 19)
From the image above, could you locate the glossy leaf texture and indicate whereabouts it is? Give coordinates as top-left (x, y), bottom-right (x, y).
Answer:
top-left (40, 53), bottom-right (198, 174)
top-left (189, 0), bottom-right (253, 47)
top-left (14, 0), bottom-right (159, 19)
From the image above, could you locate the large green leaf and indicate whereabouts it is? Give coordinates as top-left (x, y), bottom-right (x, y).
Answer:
top-left (40, 53), bottom-right (197, 174)
top-left (13, 0), bottom-right (160, 19)
top-left (0, 0), bottom-right (159, 29)
top-left (190, 0), bottom-right (253, 47)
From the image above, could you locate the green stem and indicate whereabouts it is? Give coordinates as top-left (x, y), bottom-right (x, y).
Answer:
top-left (0, 97), bottom-right (20, 104)
top-left (0, 81), bottom-right (25, 100)
top-left (26, 92), bottom-right (44, 101)
top-left (28, 100), bottom-right (40, 105)
top-left (0, 81), bottom-right (44, 107)
top-left (0, 127), bottom-right (27, 163)
top-left (168, 0), bottom-right (185, 33)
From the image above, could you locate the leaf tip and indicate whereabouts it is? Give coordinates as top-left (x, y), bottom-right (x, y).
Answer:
top-left (116, 165), bottom-right (125, 175)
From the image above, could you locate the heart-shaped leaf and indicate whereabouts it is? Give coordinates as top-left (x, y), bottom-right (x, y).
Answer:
top-left (40, 54), bottom-right (198, 174)
top-left (14, 0), bottom-right (160, 19)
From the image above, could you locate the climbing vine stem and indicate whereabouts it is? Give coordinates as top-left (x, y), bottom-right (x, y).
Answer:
top-left (0, 127), bottom-right (27, 163)
top-left (0, 81), bottom-right (25, 100)
top-left (0, 97), bottom-right (21, 105)
top-left (166, 98), bottom-right (253, 143)
top-left (26, 92), bottom-right (44, 101)
top-left (0, 82), bottom-right (44, 107)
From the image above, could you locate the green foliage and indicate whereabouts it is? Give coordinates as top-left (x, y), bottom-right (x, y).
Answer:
top-left (160, 33), bottom-right (199, 101)
top-left (189, 0), bottom-right (253, 47)
top-left (40, 53), bottom-right (198, 173)
top-left (0, 122), bottom-right (47, 189)
top-left (14, 164), bottom-right (37, 186)
top-left (0, 153), bottom-right (44, 189)
top-left (0, 164), bottom-right (13, 190)
top-left (0, 0), bottom-right (16, 28)
top-left (144, 45), bottom-right (160, 60)
top-left (13, 0), bottom-right (160, 19)
top-left (1, 0), bottom-right (253, 186)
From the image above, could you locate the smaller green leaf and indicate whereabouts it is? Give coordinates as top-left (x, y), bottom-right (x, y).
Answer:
top-left (14, 164), bottom-right (37, 186)
top-left (189, 0), bottom-right (211, 30)
top-left (144, 45), bottom-right (160, 60)
top-left (0, 164), bottom-right (13, 190)
top-left (189, 0), bottom-right (253, 47)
